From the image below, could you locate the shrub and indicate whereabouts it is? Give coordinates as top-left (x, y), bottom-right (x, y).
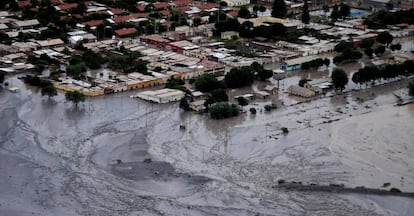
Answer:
top-left (281, 127), bottom-right (289, 134)
top-left (249, 107), bottom-right (257, 114)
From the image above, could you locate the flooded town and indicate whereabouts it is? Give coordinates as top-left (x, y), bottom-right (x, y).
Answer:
top-left (1, 0), bottom-right (414, 215)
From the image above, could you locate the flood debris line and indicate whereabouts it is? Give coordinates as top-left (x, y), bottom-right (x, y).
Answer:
top-left (274, 182), bottom-right (414, 198)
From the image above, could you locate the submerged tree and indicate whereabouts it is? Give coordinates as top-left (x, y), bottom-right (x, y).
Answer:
top-left (302, 0), bottom-right (310, 24)
top-left (41, 85), bottom-right (57, 99)
top-left (331, 68), bottom-right (348, 91)
top-left (271, 0), bottom-right (287, 18)
top-left (408, 81), bottom-right (414, 97)
top-left (65, 90), bottom-right (86, 107)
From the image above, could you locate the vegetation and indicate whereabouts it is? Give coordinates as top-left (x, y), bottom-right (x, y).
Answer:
top-left (65, 91), bottom-right (86, 107)
top-left (331, 69), bottom-right (348, 91)
top-left (236, 97), bottom-right (249, 106)
top-left (363, 10), bottom-right (414, 29)
top-left (41, 85), bottom-right (57, 99)
top-left (377, 31), bottom-right (394, 46)
top-left (179, 97), bottom-right (190, 111)
top-left (165, 77), bottom-right (189, 93)
top-left (225, 67), bottom-right (254, 89)
top-left (209, 102), bottom-right (239, 119)
top-left (390, 188), bottom-right (401, 193)
top-left (364, 48), bottom-right (374, 58)
top-left (299, 78), bottom-right (310, 87)
top-left (249, 107), bottom-right (257, 114)
top-left (301, 0), bottom-right (310, 24)
top-left (374, 45), bottom-right (386, 56)
top-left (238, 6), bottom-right (251, 19)
top-left (108, 53), bottom-right (149, 74)
top-left (333, 42), bottom-right (363, 64)
top-left (352, 62), bottom-right (414, 87)
top-left (0, 73), bottom-right (4, 84)
top-left (194, 74), bottom-right (225, 92)
top-left (301, 58), bottom-right (330, 70)
top-left (359, 39), bottom-right (374, 49)
top-left (211, 88), bottom-right (229, 102)
top-left (272, 0), bottom-right (287, 18)
top-left (390, 43), bottom-right (401, 51)
top-left (281, 127), bottom-right (289, 134)
top-left (264, 104), bottom-right (277, 112)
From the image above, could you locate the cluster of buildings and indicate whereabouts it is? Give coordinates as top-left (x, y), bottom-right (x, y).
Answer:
top-left (1, 0), bottom-right (414, 101)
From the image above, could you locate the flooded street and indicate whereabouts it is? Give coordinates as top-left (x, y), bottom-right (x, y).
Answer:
top-left (1, 76), bottom-right (414, 215)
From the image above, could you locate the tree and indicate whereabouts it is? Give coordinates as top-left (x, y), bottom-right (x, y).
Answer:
top-left (236, 97), bottom-right (249, 106)
top-left (330, 4), bottom-right (339, 20)
top-left (271, 0), bottom-right (287, 18)
top-left (249, 107), bottom-right (257, 114)
top-left (364, 47), bottom-right (374, 58)
top-left (298, 78), bottom-right (310, 87)
top-left (374, 45), bottom-right (386, 56)
top-left (65, 91), bottom-right (86, 107)
top-left (41, 85), bottom-right (57, 99)
top-left (179, 97), bottom-right (190, 111)
top-left (322, 5), bottom-right (330, 16)
top-left (253, 5), bottom-right (259, 17)
top-left (259, 5), bottom-right (266, 16)
top-left (339, 3), bottom-right (350, 18)
top-left (408, 81), bottom-right (414, 97)
top-left (323, 58), bottom-right (330, 67)
top-left (225, 67), bottom-right (254, 88)
top-left (194, 74), bottom-right (225, 92)
top-left (238, 6), bottom-right (251, 19)
top-left (360, 39), bottom-right (374, 48)
top-left (390, 43), bottom-right (401, 51)
top-left (211, 88), bottom-right (229, 102)
top-left (377, 31), bottom-right (393, 46)
top-left (331, 68), bottom-right (348, 91)
top-left (209, 102), bottom-right (239, 119)
top-left (0, 72), bottom-right (4, 84)
top-left (219, 1), bottom-right (228, 8)
top-left (302, 0), bottom-right (310, 24)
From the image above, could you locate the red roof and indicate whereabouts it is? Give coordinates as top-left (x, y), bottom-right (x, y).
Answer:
top-left (110, 8), bottom-right (125, 15)
top-left (173, 7), bottom-right (191, 13)
top-left (197, 3), bottom-right (218, 10)
top-left (17, 1), bottom-right (31, 8)
top-left (58, 3), bottom-right (78, 11)
top-left (83, 20), bottom-right (104, 27)
top-left (50, 0), bottom-right (61, 5)
top-left (173, 0), bottom-right (193, 6)
top-left (136, 5), bottom-right (146, 12)
top-left (227, 10), bottom-right (239, 18)
top-left (154, 2), bottom-right (170, 9)
top-left (114, 28), bottom-right (137, 37)
top-left (159, 10), bottom-right (171, 17)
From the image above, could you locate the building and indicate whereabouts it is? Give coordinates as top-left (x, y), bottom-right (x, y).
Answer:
top-left (114, 28), bottom-right (137, 38)
top-left (12, 19), bottom-right (40, 29)
top-left (281, 55), bottom-right (319, 71)
top-left (394, 0), bottom-right (414, 10)
top-left (349, 0), bottom-right (392, 11)
top-left (166, 40), bottom-right (199, 53)
top-left (221, 31), bottom-right (239, 40)
top-left (221, 0), bottom-right (249, 6)
top-left (190, 100), bottom-right (206, 112)
top-left (36, 39), bottom-right (65, 48)
top-left (287, 85), bottom-right (316, 98)
top-left (133, 88), bottom-right (185, 103)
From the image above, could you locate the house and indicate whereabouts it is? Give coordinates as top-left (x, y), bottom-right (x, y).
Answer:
top-left (140, 34), bottom-right (171, 48)
top-left (221, 31), bottom-right (239, 40)
top-left (114, 28), bottom-right (137, 38)
top-left (281, 55), bottom-right (319, 71)
top-left (349, 0), bottom-right (392, 11)
top-left (287, 85), bottom-right (316, 98)
top-left (12, 19), bottom-right (40, 29)
top-left (221, 0), bottom-right (249, 6)
top-left (166, 40), bottom-right (199, 53)
top-left (36, 39), bottom-right (65, 48)
top-left (55, 3), bottom-right (78, 11)
top-left (190, 100), bottom-right (206, 112)
top-left (264, 85), bottom-right (277, 94)
top-left (133, 88), bottom-right (185, 103)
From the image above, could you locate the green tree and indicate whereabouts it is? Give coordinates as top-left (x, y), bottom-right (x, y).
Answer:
top-left (259, 5), bottom-right (266, 15)
top-left (0, 72), bottom-right (4, 83)
top-left (65, 91), bottom-right (86, 107)
top-left (339, 3), bottom-right (350, 18)
top-left (302, 0), bottom-right (310, 24)
top-left (374, 45), bottom-right (386, 56)
top-left (237, 96), bottom-right (249, 106)
top-left (364, 47), bottom-right (374, 58)
top-left (209, 102), bottom-right (239, 119)
top-left (408, 81), bottom-right (414, 97)
top-left (271, 0), bottom-right (287, 18)
top-left (298, 78), bottom-right (310, 87)
top-left (359, 39), bottom-right (374, 48)
top-left (179, 97), bottom-right (190, 111)
top-left (377, 31), bottom-right (393, 46)
top-left (330, 4), bottom-right (339, 20)
top-left (211, 88), bottom-right (229, 102)
top-left (194, 74), bottom-right (225, 92)
top-left (41, 85), bottom-right (58, 99)
top-left (225, 67), bottom-right (254, 88)
top-left (390, 43), bottom-right (401, 51)
top-left (238, 6), bottom-right (251, 19)
top-left (249, 107), bottom-right (257, 114)
top-left (331, 68), bottom-right (348, 91)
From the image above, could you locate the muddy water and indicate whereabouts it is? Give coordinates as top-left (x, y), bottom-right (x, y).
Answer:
top-left (1, 76), bottom-right (413, 215)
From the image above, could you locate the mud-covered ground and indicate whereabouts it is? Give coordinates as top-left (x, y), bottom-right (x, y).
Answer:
top-left (1, 75), bottom-right (413, 216)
